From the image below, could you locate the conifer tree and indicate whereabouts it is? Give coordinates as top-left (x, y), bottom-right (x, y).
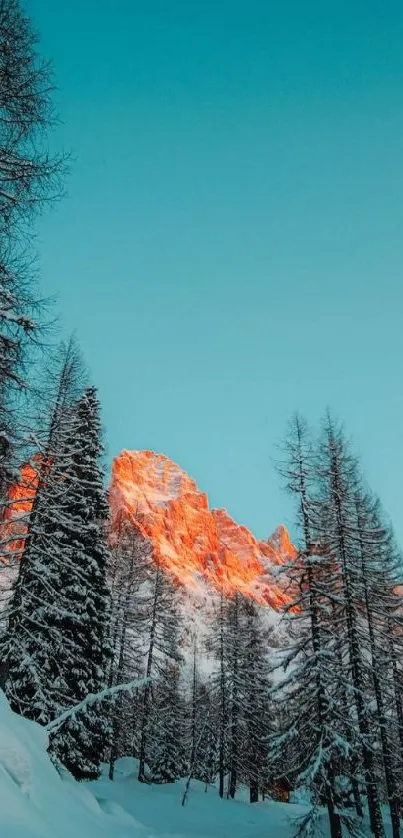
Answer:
top-left (316, 415), bottom-right (385, 838)
top-left (4, 384), bottom-right (112, 780)
top-left (136, 552), bottom-right (182, 782)
top-left (241, 599), bottom-right (271, 803)
top-left (209, 582), bottom-right (272, 802)
top-left (108, 523), bottom-right (153, 779)
top-left (226, 590), bottom-right (242, 799)
top-left (271, 414), bottom-right (348, 838)
top-left (352, 491), bottom-right (402, 838)
top-left (149, 639), bottom-right (187, 783)
top-left (209, 583), bottom-right (230, 798)
top-left (1, 338), bottom-right (85, 695)
top-left (49, 386), bottom-right (112, 780)
top-left (192, 681), bottom-right (218, 789)
top-left (0, 0), bottom-right (66, 504)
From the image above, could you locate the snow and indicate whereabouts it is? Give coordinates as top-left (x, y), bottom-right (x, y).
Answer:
top-left (0, 689), bottom-right (395, 838)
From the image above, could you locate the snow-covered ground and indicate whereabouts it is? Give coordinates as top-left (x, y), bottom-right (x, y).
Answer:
top-left (0, 690), bottom-right (393, 838)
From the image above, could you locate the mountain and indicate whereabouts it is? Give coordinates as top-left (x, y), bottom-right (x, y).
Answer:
top-left (109, 450), bottom-right (296, 608)
top-left (1, 460), bottom-right (39, 561)
top-left (1, 449), bottom-right (296, 609)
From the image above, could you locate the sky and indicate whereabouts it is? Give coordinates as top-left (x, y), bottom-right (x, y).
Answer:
top-left (27, 0), bottom-right (403, 542)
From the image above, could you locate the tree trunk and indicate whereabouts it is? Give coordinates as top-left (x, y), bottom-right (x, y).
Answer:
top-left (218, 589), bottom-right (226, 799)
top-left (138, 563), bottom-right (160, 782)
top-left (331, 461), bottom-right (384, 838)
top-left (249, 778), bottom-right (259, 803)
top-left (356, 507), bottom-right (400, 838)
top-left (228, 594), bottom-right (239, 800)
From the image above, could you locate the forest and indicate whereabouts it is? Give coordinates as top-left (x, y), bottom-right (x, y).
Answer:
top-left (0, 3), bottom-right (402, 838)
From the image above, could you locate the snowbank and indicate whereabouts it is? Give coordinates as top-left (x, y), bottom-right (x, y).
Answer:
top-left (1, 690), bottom-right (389, 838)
top-left (0, 691), bottom-right (138, 838)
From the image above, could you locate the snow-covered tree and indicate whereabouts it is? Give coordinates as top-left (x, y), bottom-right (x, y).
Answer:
top-left (4, 383), bottom-right (112, 781)
top-left (240, 598), bottom-right (272, 802)
top-left (148, 635), bottom-right (187, 783)
top-left (108, 523), bottom-right (153, 779)
top-left (134, 551), bottom-right (182, 782)
top-left (316, 415), bottom-right (386, 838)
top-left (49, 386), bottom-right (112, 780)
top-left (271, 415), bottom-right (352, 838)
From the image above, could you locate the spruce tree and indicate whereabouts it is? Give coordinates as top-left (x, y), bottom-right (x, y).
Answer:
top-left (5, 385), bottom-right (112, 781)
top-left (49, 386), bottom-right (112, 780)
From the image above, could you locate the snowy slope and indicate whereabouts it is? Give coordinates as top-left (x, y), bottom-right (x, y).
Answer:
top-left (0, 690), bottom-right (393, 838)
top-left (0, 690), bottom-right (138, 838)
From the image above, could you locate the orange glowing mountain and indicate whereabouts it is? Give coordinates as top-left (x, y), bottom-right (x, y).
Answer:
top-left (1, 460), bottom-right (39, 560)
top-left (110, 450), bottom-right (296, 607)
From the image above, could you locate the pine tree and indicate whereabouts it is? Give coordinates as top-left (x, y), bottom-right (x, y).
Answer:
top-left (1, 338), bottom-right (85, 702)
top-left (49, 386), bottom-right (112, 780)
top-left (4, 399), bottom-right (79, 721)
top-left (4, 384), bottom-right (112, 780)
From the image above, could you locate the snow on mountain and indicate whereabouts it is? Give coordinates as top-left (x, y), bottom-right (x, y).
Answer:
top-left (110, 449), bottom-right (296, 607)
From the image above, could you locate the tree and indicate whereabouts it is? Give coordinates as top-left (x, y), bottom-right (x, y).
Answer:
top-left (209, 582), bottom-right (230, 798)
top-left (241, 599), bottom-right (271, 803)
top-left (0, 337), bottom-right (85, 686)
top-left (0, 0), bottom-right (66, 506)
top-left (108, 523), bottom-right (152, 780)
top-left (149, 633), bottom-right (187, 783)
top-left (271, 414), bottom-right (348, 838)
top-left (352, 491), bottom-right (402, 838)
top-left (316, 415), bottom-right (386, 838)
top-left (0, 0), bottom-right (65, 234)
top-left (4, 384), bottom-right (112, 781)
top-left (49, 386), bottom-right (112, 780)
top-left (135, 550), bottom-right (182, 782)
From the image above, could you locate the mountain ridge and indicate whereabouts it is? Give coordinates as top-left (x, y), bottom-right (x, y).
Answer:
top-left (109, 449), bottom-right (296, 607)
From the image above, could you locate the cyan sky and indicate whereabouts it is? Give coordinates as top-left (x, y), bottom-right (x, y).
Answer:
top-left (29, 1), bottom-right (403, 541)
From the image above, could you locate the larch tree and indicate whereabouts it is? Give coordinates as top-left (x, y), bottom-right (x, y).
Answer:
top-left (148, 625), bottom-right (187, 783)
top-left (0, 0), bottom-right (66, 507)
top-left (135, 550), bottom-right (182, 782)
top-left (271, 414), bottom-right (353, 838)
top-left (108, 523), bottom-right (153, 779)
top-left (316, 415), bottom-right (386, 838)
top-left (352, 490), bottom-right (402, 838)
top-left (240, 598), bottom-right (272, 803)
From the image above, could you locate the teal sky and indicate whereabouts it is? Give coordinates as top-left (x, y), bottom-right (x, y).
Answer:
top-left (29, 1), bottom-right (403, 541)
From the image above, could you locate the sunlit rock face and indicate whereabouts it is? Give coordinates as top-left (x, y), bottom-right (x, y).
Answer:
top-left (1, 460), bottom-right (39, 561)
top-left (109, 450), bottom-right (296, 607)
